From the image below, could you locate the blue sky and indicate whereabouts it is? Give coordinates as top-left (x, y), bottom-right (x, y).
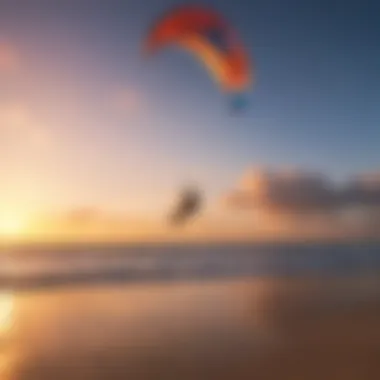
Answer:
top-left (0, 0), bottom-right (379, 240)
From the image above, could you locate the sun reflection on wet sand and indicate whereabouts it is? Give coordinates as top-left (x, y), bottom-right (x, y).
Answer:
top-left (0, 291), bottom-right (13, 333)
top-left (0, 290), bottom-right (17, 380)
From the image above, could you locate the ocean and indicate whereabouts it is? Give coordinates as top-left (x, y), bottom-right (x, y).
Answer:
top-left (1, 242), bottom-right (379, 290)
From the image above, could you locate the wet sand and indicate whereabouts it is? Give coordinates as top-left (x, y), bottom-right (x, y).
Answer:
top-left (1, 275), bottom-right (380, 380)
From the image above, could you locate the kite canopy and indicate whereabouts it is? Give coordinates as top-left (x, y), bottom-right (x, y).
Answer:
top-left (143, 4), bottom-right (253, 110)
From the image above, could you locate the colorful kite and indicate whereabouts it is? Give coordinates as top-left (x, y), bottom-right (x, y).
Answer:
top-left (143, 4), bottom-right (253, 111)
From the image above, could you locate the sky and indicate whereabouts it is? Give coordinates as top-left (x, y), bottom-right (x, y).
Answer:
top-left (0, 0), bottom-right (379, 242)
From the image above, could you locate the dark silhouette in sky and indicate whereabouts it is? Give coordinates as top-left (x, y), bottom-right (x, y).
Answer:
top-left (169, 186), bottom-right (203, 226)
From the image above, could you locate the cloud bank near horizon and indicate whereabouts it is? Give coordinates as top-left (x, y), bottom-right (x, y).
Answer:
top-left (224, 168), bottom-right (380, 239)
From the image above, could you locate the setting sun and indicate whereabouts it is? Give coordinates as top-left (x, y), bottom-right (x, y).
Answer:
top-left (0, 215), bottom-right (27, 237)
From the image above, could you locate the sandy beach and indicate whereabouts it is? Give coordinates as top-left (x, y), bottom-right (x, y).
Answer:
top-left (0, 275), bottom-right (379, 380)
